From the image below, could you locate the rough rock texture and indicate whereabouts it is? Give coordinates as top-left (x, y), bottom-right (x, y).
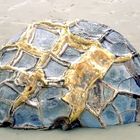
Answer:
top-left (0, 19), bottom-right (140, 130)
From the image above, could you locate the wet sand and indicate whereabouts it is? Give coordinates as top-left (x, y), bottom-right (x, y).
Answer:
top-left (0, 124), bottom-right (139, 140)
top-left (0, 0), bottom-right (140, 140)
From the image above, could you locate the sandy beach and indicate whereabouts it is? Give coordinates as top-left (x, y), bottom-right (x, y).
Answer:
top-left (0, 0), bottom-right (140, 140)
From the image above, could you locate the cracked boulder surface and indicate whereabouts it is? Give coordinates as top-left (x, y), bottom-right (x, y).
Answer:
top-left (0, 19), bottom-right (140, 130)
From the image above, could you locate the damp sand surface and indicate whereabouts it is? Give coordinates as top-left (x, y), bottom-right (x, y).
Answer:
top-left (0, 124), bottom-right (140, 140)
top-left (0, 0), bottom-right (140, 140)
